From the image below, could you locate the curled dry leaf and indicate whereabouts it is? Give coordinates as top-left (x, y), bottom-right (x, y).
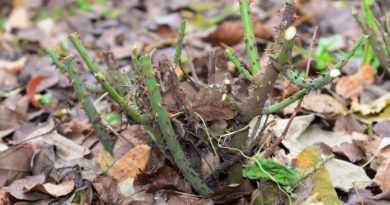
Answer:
top-left (0, 192), bottom-right (10, 205)
top-left (5, 0), bottom-right (32, 30)
top-left (283, 124), bottom-right (353, 157)
top-left (188, 87), bottom-right (238, 121)
top-left (210, 180), bottom-right (254, 204)
top-left (352, 93), bottom-right (390, 115)
top-left (0, 145), bottom-right (34, 187)
top-left (0, 57), bottom-right (27, 73)
top-left (134, 166), bottom-right (191, 193)
top-left (0, 70), bottom-right (18, 93)
top-left (26, 75), bottom-right (49, 109)
top-left (373, 140), bottom-right (390, 191)
top-left (108, 145), bottom-right (151, 182)
top-left (325, 159), bottom-right (371, 192)
top-left (1, 174), bottom-right (45, 198)
top-left (203, 20), bottom-right (273, 45)
top-left (34, 180), bottom-right (75, 197)
top-left (336, 64), bottom-right (374, 99)
top-left (31, 131), bottom-right (90, 161)
top-left (373, 121), bottom-right (390, 139)
top-left (284, 94), bottom-right (347, 116)
top-left (0, 105), bottom-right (27, 138)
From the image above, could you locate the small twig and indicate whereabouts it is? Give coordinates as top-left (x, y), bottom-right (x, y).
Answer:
top-left (208, 48), bottom-right (216, 85)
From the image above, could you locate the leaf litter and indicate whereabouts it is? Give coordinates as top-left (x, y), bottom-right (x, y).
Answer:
top-left (0, 0), bottom-right (390, 204)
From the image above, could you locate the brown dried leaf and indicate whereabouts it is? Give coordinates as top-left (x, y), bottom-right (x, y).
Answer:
top-left (184, 84), bottom-right (238, 121)
top-left (0, 57), bottom-right (27, 73)
top-left (0, 145), bottom-right (34, 187)
top-left (0, 70), bottom-right (18, 93)
top-left (108, 145), bottom-right (151, 181)
top-left (284, 94), bottom-right (347, 116)
top-left (203, 20), bottom-right (272, 45)
top-left (5, 0), bottom-right (31, 30)
top-left (1, 174), bottom-right (45, 195)
top-left (336, 64), bottom-right (374, 99)
top-left (0, 192), bottom-right (10, 205)
top-left (92, 176), bottom-right (121, 204)
top-left (374, 145), bottom-right (390, 191)
top-left (332, 142), bottom-right (365, 163)
top-left (374, 121), bottom-right (390, 138)
top-left (210, 180), bottom-right (254, 204)
top-left (134, 166), bottom-right (191, 193)
top-left (0, 105), bottom-right (27, 138)
top-left (34, 180), bottom-right (75, 197)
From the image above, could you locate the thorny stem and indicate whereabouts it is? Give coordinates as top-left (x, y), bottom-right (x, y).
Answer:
top-left (173, 20), bottom-right (187, 65)
top-left (47, 49), bottom-right (66, 72)
top-left (261, 35), bottom-right (366, 114)
top-left (68, 34), bottom-right (145, 124)
top-left (140, 55), bottom-right (212, 196)
top-left (262, 89), bottom-right (308, 114)
top-left (239, 0), bottom-right (262, 74)
top-left (225, 48), bottom-right (253, 81)
top-left (332, 35), bottom-right (367, 70)
top-left (49, 51), bottom-right (114, 154)
top-left (353, 10), bottom-right (389, 73)
top-left (238, 0), bottom-right (296, 120)
top-left (93, 72), bottom-right (145, 124)
top-left (132, 46), bottom-right (141, 78)
top-left (69, 33), bottom-right (106, 74)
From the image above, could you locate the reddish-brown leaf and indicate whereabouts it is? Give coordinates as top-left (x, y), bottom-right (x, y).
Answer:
top-left (26, 75), bottom-right (48, 109)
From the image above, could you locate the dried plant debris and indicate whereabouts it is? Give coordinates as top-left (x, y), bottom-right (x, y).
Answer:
top-left (0, 0), bottom-right (390, 204)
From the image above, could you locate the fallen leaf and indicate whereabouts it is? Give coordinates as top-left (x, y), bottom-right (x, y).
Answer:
top-left (26, 75), bottom-right (49, 109)
top-left (0, 145), bottom-right (34, 187)
top-left (203, 20), bottom-right (272, 45)
top-left (95, 149), bottom-right (114, 171)
top-left (325, 159), bottom-right (371, 192)
top-left (250, 181), bottom-right (287, 205)
top-left (0, 105), bottom-right (27, 138)
top-left (117, 177), bottom-right (154, 203)
top-left (334, 114), bottom-right (364, 134)
top-left (108, 145), bottom-right (151, 181)
top-left (373, 139), bottom-right (390, 191)
top-left (0, 57), bottom-right (27, 73)
top-left (374, 121), bottom-right (390, 138)
top-left (284, 94), bottom-right (347, 116)
top-left (348, 190), bottom-right (390, 205)
top-left (210, 180), bottom-right (254, 204)
top-left (31, 131), bottom-right (90, 161)
top-left (34, 180), bottom-right (75, 197)
top-left (336, 64), bottom-right (374, 99)
top-left (352, 93), bottom-right (390, 115)
top-left (167, 194), bottom-right (214, 205)
top-left (200, 151), bottom-right (220, 177)
top-left (5, 0), bottom-right (32, 30)
top-left (186, 85), bottom-right (238, 121)
top-left (0, 192), bottom-right (10, 205)
top-left (283, 124), bottom-right (353, 156)
top-left (253, 114), bottom-right (314, 157)
top-left (1, 174), bottom-right (45, 198)
top-left (294, 146), bottom-right (340, 204)
top-left (0, 70), bottom-right (18, 93)
top-left (134, 166), bottom-right (191, 193)
top-left (332, 142), bottom-right (365, 163)
top-left (92, 176), bottom-right (121, 204)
